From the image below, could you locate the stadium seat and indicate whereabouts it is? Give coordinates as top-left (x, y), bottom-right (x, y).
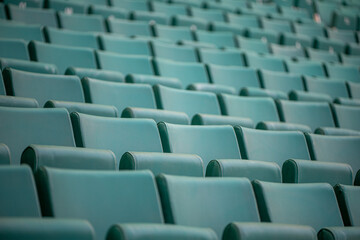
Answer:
top-left (132, 11), bottom-right (171, 25)
top-left (294, 23), bottom-right (326, 38)
top-left (334, 184), bottom-right (360, 226)
top-left (58, 12), bottom-right (106, 32)
top-left (251, 2), bottom-right (279, 14)
top-left (154, 25), bottom-right (194, 43)
top-left (48, 0), bottom-right (89, 14)
top-left (0, 107), bottom-right (75, 164)
top-left (281, 33), bottom-right (313, 48)
top-left (271, 44), bottom-right (306, 59)
top-left (227, 13), bottom-right (261, 28)
top-left (280, 5), bottom-right (310, 20)
top-left (0, 95), bottom-right (39, 108)
top-left (151, 41), bottom-right (198, 62)
top-left (29, 41), bottom-right (97, 74)
top-left (0, 143), bottom-right (10, 165)
top-left (125, 74), bottom-right (182, 89)
top-left (315, 1), bottom-right (339, 26)
top-left (198, 48), bottom-right (245, 66)
top-left (44, 27), bottom-right (99, 49)
top-left (286, 60), bottom-right (326, 77)
top-left (88, 5), bottom-right (129, 19)
top-left (0, 21), bottom-right (44, 42)
top-left (315, 37), bottom-right (347, 54)
top-left (237, 36), bottom-right (270, 54)
top-left (172, 15), bottom-right (210, 30)
top-left (158, 123), bottom-right (241, 167)
top-left (96, 51), bottom-right (154, 75)
top-left (7, 5), bottom-right (58, 27)
top-left (191, 113), bottom-right (253, 127)
top-left (247, 28), bottom-right (280, 44)
top-left (306, 48), bottom-right (339, 63)
top-left (306, 133), bottom-right (360, 175)
top-left (325, 63), bottom-right (360, 83)
top-left (245, 52), bottom-right (286, 72)
top-left (65, 67), bottom-right (124, 82)
top-left (348, 43), bottom-right (360, 56)
top-left (259, 70), bottom-right (304, 93)
top-left (327, 29), bottom-right (357, 44)
top-left (98, 34), bottom-right (151, 56)
top-left (347, 81), bottom-right (360, 99)
top-left (152, 1), bottom-right (188, 16)
top-left (0, 39), bottom-right (29, 60)
top-left (107, 18), bottom-right (153, 37)
top-left (110, 0), bottom-right (150, 11)
top-left (304, 77), bottom-right (349, 99)
top-left (195, 30), bottom-right (237, 48)
top-left (190, 7), bottom-right (225, 22)
top-left (341, 54), bottom-right (360, 67)
top-left (235, 127), bottom-right (310, 166)
top-left (187, 83), bottom-right (237, 95)
top-left (332, 11), bottom-right (358, 31)
top-left (261, 18), bottom-right (293, 33)
top-left (332, 104), bottom-right (360, 131)
top-left (0, 58), bottom-right (58, 74)
top-left (314, 127), bottom-right (360, 136)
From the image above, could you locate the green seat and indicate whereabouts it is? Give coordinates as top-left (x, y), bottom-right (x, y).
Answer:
top-left (341, 55), bottom-right (360, 67)
top-left (239, 87), bottom-right (289, 100)
top-left (0, 143), bottom-right (10, 165)
top-left (315, 1), bottom-right (339, 26)
top-left (120, 152), bottom-right (203, 177)
top-left (281, 6), bottom-right (310, 20)
top-left (271, 44), bottom-right (306, 59)
top-left (110, 0), bottom-right (150, 11)
top-left (247, 28), bottom-right (280, 44)
top-left (199, 48), bottom-right (245, 66)
top-left (288, 90), bottom-right (332, 103)
top-left (282, 159), bottom-right (353, 186)
top-left (187, 83), bottom-right (237, 95)
top-left (107, 19), bottom-right (153, 37)
top-left (29, 41), bottom-right (97, 74)
top-left (195, 30), bottom-right (236, 48)
top-left (236, 36), bottom-right (270, 54)
top-left (348, 43), bottom-right (360, 56)
top-left (71, 113), bottom-right (163, 165)
top-left (259, 70), bottom-right (304, 92)
top-left (154, 25), bottom-right (194, 43)
top-left (327, 29), bottom-right (357, 44)
top-left (88, 5), bottom-right (129, 19)
top-left (251, 2), bottom-right (278, 14)
top-left (306, 133), bottom-right (360, 176)
top-left (235, 127), bottom-right (310, 166)
top-left (58, 12), bottom-right (105, 32)
top-left (0, 21), bottom-right (43, 42)
top-left (277, 100), bottom-right (335, 131)
top-left (314, 37), bottom-right (346, 54)
top-left (227, 13), bottom-right (261, 28)
top-left (0, 95), bottom-right (39, 108)
top-left (325, 63), bottom-right (360, 83)
top-left (65, 67), bottom-right (124, 83)
top-left (261, 18), bottom-right (293, 33)
top-left (7, 5), bottom-right (58, 27)
top-left (96, 51), bottom-right (154, 75)
top-left (245, 53), bottom-right (286, 72)
top-left (0, 58), bottom-right (58, 74)
top-left (44, 27), bottom-right (99, 49)
top-left (286, 60), bottom-right (326, 77)
top-left (154, 58), bottom-right (208, 88)
top-left (0, 108), bottom-right (75, 164)
top-left (294, 23), bottom-right (326, 38)
top-left (158, 123), bottom-right (241, 167)
top-left (332, 104), bottom-right (360, 131)
top-left (152, 41), bottom-right (198, 62)
top-left (347, 81), bottom-right (360, 99)
top-left (207, 159), bottom-right (282, 182)
top-left (48, 0), bottom-right (89, 14)
top-left (218, 94), bottom-right (279, 124)
top-left (334, 184), bottom-right (360, 226)
top-left (315, 127), bottom-right (360, 136)
top-left (99, 34), bottom-right (151, 56)
top-left (22, 145), bottom-right (116, 172)
top-left (4, 0), bottom-right (44, 7)
top-left (0, 39), bottom-right (29, 60)
top-left (125, 74), bottom-right (182, 89)
top-left (304, 77), bottom-right (349, 99)
top-left (281, 33), bottom-right (313, 48)
top-left (172, 15), bottom-right (210, 30)
top-left (253, 181), bottom-right (344, 232)
top-left (207, 65), bottom-right (260, 92)
top-left (152, 2), bottom-right (188, 16)
top-left (122, 107), bottom-right (189, 124)
top-left (132, 11), bottom-right (171, 25)
top-left (332, 12), bottom-right (357, 31)
top-left (190, 7), bottom-right (225, 22)
top-left (306, 48), bottom-right (339, 63)
top-left (191, 113), bottom-right (254, 128)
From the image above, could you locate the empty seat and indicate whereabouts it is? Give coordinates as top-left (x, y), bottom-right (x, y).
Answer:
top-left (58, 12), bottom-right (105, 32)
top-left (44, 27), bottom-right (99, 49)
top-left (245, 53), bottom-right (286, 72)
top-left (152, 2), bottom-right (188, 16)
top-left (325, 63), bottom-right (360, 83)
top-left (132, 11), bottom-right (171, 25)
top-left (332, 104), bottom-right (360, 131)
top-left (259, 70), bottom-right (304, 93)
top-left (96, 51), bottom-right (154, 75)
top-left (334, 184), bottom-right (360, 226)
top-left (29, 41), bottom-right (97, 74)
top-left (88, 5), bottom-right (129, 19)
top-left (158, 123), bottom-right (241, 167)
top-left (199, 48), bottom-right (245, 66)
top-left (0, 39), bottom-right (29, 61)
top-left (282, 33), bottom-right (313, 48)
top-left (195, 31), bottom-right (236, 48)
top-left (304, 77), bottom-right (349, 99)
top-left (0, 58), bottom-right (58, 74)
top-left (251, 2), bottom-right (278, 14)
top-left (262, 18), bottom-right (293, 33)
top-left (99, 35), bottom-right (151, 56)
top-left (125, 74), bottom-right (182, 89)
top-left (110, 0), bottom-right (150, 11)
top-left (341, 54), bottom-right (360, 67)
top-left (190, 7), bottom-right (225, 22)
top-left (332, 11), bottom-right (358, 31)
top-left (107, 18), bottom-right (153, 37)
top-left (172, 15), bottom-right (210, 30)
top-left (0, 95), bottom-right (39, 108)
top-left (306, 48), bottom-right (339, 63)
top-left (294, 23), bottom-right (325, 38)
top-left (315, 1), bottom-right (339, 26)
top-left (228, 13), bottom-right (260, 28)
top-left (154, 25), bottom-right (194, 43)
top-left (271, 44), bottom-right (306, 59)
top-left (0, 144), bottom-right (10, 165)
top-left (66, 67), bottom-right (124, 82)
top-left (306, 133), bottom-right (360, 175)
top-left (286, 60), bottom-right (326, 77)
top-left (48, 0), bottom-right (89, 14)
top-left (235, 127), bottom-right (310, 166)
top-left (0, 21), bottom-right (44, 42)
top-left (247, 28), bottom-right (280, 44)
top-left (7, 5), bottom-right (58, 27)
top-left (237, 36), bottom-right (270, 54)
top-left (152, 41), bottom-right (198, 62)
top-left (348, 81), bottom-right (360, 99)
top-left (327, 29), bottom-right (357, 44)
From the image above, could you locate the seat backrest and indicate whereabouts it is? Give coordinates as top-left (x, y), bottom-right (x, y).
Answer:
top-left (334, 184), bottom-right (360, 226)
top-left (325, 63), bottom-right (360, 83)
top-left (154, 25), bottom-right (194, 42)
top-left (260, 70), bottom-right (304, 92)
top-left (3, 68), bottom-right (84, 107)
top-left (45, 27), bottom-right (99, 49)
top-left (71, 113), bottom-right (163, 166)
top-left (305, 77), bottom-right (349, 99)
top-left (107, 18), bottom-right (152, 37)
top-left (195, 30), bottom-right (236, 48)
top-left (153, 84), bottom-right (221, 119)
top-left (262, 18), bottom-right (293, 33)
top-left (7, 5), bottom-right (58, 27)
top-left (110, 0), bottom-right (150, 11)
top-left (306, 133), bottom-right (360, 177)
top-left (29, 41), bottom-right (97, 74)
top-left (0, 107), bottom-right (75, 164)
top-left (199, 48), bottom-right (245, 66)
top-left (236, 127), bottom-right (310, 167)
top-left (0, 39), bottom-right (29, 60)
top-left (237, 36), bottom-right (270, 54)
top-left (253, 181), bottom-right (344, 231)
top-left (82, 78), bottom-right (156, 114)
top-left (191, 7), bottom-right (225, 22)
top-left (58, 12), bottom-right (105, 32)
top-left (98, 34), bottom-right (151, 56)
top-left (37, 168), bottom-right (163, 240)
top-left (294, 23), bottom-right (325, 38)
top-left (0, 21), bottom-right (44, 42)
top-left (277, 100), bottom-right (335, 131)
top-left (306, 48), bottom-right (339, 63)
top-left (245, 53), bottom-right (286, 72)
top-left (158, 122), bottom-right (241, 167)
top-left (152, 2), bottom-right (188, 16)
top-left (0, 58), bottom-right (58, 74)
top-left (218, 94), bottom-right (279, 124)
top-left (271, 44), bottom-right (305, 58)
top-left (228, 13), bottom-right (260, 28)
top-left (347, 81), bottom-right (360, 99)
top-left (286, 61), bottom-right (326, 77)
top-left (97, 51), bottom-right (154, 75)
top-left (152, 41), bottom-right (198, 63)
top-left (0, 165), bottom-right (41, 217)
top-left (157, 175), bottom-right (260, 238)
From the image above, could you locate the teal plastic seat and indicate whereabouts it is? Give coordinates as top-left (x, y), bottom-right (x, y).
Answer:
top-left (190, 7), bottom-right (225, 22)
top-left (314, 127), bottom-right (360, 136)
top-left (325, 63), bottom-right (360, 83)
top-left (281, 5), bottom-right (310, 20)
top-left (281, 33), bottom-right (313, 48)
top-left (132, 11), bottom-right (171, 25)
top-left (347, 81), bottom-right (360, 99)
top-left (277, 100), bottom-right (335, 131)
top-left (152, 2), bottom-right (188, 16)
top-left (96, 51), bottom-right (154, 75)
top-left (218, 94), bottom-right (279, 124)
top-left (304, 77), bottom-right (349, 99)
top-left (71, 113), bottom-right (163, 165)
top-left (29, 41), bottom-right (97, 74)
top-left (245, 53), bottom-right (286, 72)
top-left (332, 104), bottom-right (360, 131)
top-left (306, 48), bottom-right (339, 63)
top-left (152, 41), bottom-right (198, 62)
top-left (247, 28), bottom-right (280, 44)
top-left (259, 70), bottom-right (304, 92)
top-left (314, 37), bottom-right (346, 54)
top-left (4, 0), bottom-right (44, 7)
top-left (271, 44), bottom-right (306, 59)
top-left (0, 39), bottom-right (29, 60)
top-left (0, 58), bottom-right (58, 74)
top-left (348, 43), bottom-right (360, 56)
top-left (191, 113), bottom-right (254, 128)
top-left (251, 2), bottom-right (278, 14)
top-left (107, 18), bottom-right (153, 37)
top-left (48, 0), bottom-right (89, 14)
top-left (315, 1), bottom-right (339, 26)
top-left (199, 48), bottom-right (245, 66)
top-left (65, 67), bottom-right (124, 82)
top-left (207, 65), bottom-right (260, 92)
top-left (235, 127), bottom-right (310, 166)
top-left (0, 107), bottom-right (75, 164)
top-left (154, 25), bottom-right (194, 43)
top-left (334, 184), bottom-right (360, 226)
top-left (227, 13), bottom-right (261, 28)
top-left (154, 58), bottom-right (208, 88)
top-left (110, 0), bottom-right (150, 11)
top-left (195, 30), bottom-right (236, 48)
top-left (22, 145), bottom-right (116, 172)
top-left (0, 21), bottom-right (43, 42)
top-left (294, 23), bottom-right (326, 38)
top-left (306, 133), bottom-right (360, 176)
top-left (187, 83), bottom-right (237, 95)
top-left (286, 60), bottom-right (326, 77)
top-left (58, 12), bottom-right (105, 32)
top-left (88, 5), bottom-right (129, 19)
top-left (261, 18), bottom-right (293, 33)
top-left (282, 159), bottom-right (353, 186)
top-left (44, 27), bottom-right (99, 49)
top-left (158, 123), bottom-right (241, 167)
top-left (0, 95), bottom-right (39, 108)
top-left (332, 12), bottom-right (357, 31)
top-left (172, 15), bottom-right (210, 30)
top-left (99, 34), bottom-right (151, 56)
top-left (236, 36), bottom-right (270, 54)
top-left (207, 159), bottom-right (282, 182)
top-left (341, 55), bottom-right (360, 67)
top-left (125, 74), bottom-right (182, 89)
top-left (7, 5), bottom-right (58, 27)
top-left (327, 29), bottom-right (357, 44)
top-left (0, 144), bottom-right (10, 165)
